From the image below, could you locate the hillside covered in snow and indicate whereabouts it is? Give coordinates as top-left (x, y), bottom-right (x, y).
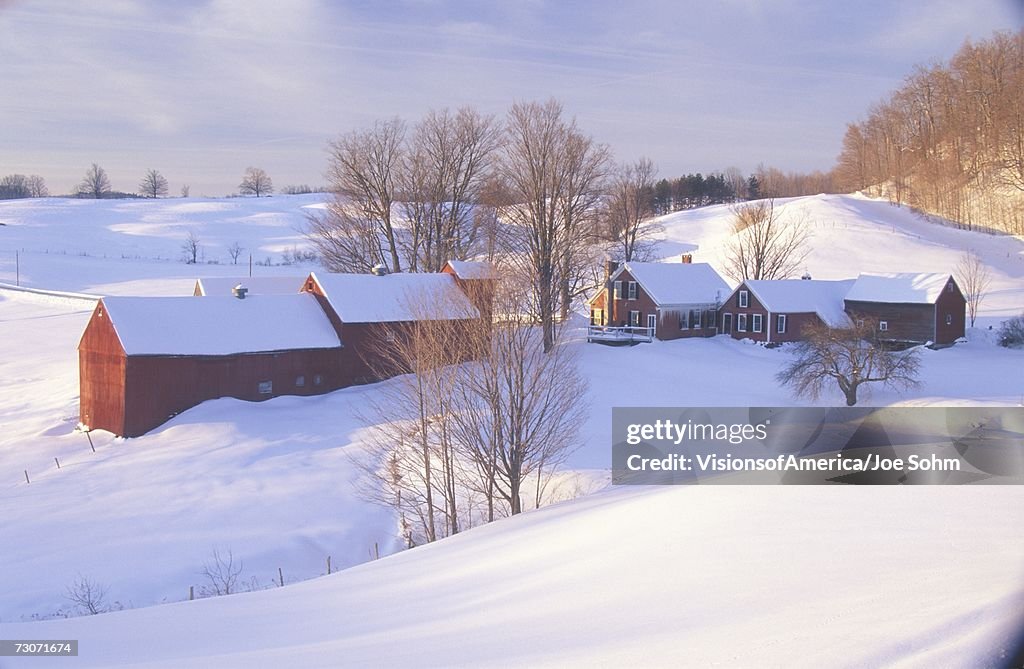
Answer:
top-left (0, 193), bottom-right (1022, 666)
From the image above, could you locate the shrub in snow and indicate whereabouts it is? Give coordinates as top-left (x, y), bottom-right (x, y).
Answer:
top-left (997, 313), bottom-right (1024, 348)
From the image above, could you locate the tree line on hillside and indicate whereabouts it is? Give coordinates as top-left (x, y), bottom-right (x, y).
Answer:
top-left (835, 29), bottom-right (1024, 234)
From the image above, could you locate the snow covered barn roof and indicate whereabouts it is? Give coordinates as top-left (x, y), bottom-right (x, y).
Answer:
top-left (307, 272), bottom-right (479, 323)
top-left (443, 260), bottom-right (497, 280)
top-left (845, 273), bottom-right (954, 304)
top-left (611, 262), bottom-right (730, 306)
top-left (193, 276), bottom-right (305, 296)
top-left (99, 294), bottom-right (341, 356)
top-left (744, 279), bottom-right (856, 327)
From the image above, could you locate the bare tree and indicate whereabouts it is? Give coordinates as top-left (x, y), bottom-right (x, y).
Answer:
top-left (356, 292), bottom-right (481, 543)
top-left (182, 230), bottom-right (201, 264)
top-left (603, 157), bottom-right (658, 262)
top-left (311, 118), bottom-right (406, 273)
top-left (77, 163), bottom-right (111, 199)
top-left (448, 277), bottom-right (587, 515)
top-left (956, 251), bottom-right (992, 327)
top-left (199, 548), bottom-right (243, 596)
top-left (723, 199), bottom-right (810, 282)
top-left (139, 169), bottom-right (169, 198)
top-left (181, 184), bottom-right (190, 198)
top-left (398, 107), bottom-right (501, 272)
top-left (65, 574), bottom-right (109, 615)
top-left (777, 319), bottom-right (920, 406)
top-left (239, 167), bottom-right (273, 197)
top-left (500, 98), bottom-right (610, 352)
top-left (27, 174), bottom-right (48, 197)
top-left (228, 241), bottom-right (244, 265)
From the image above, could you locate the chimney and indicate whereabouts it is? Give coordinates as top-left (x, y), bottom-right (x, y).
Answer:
top-left (681, 254), bottom-right (693, 264)
top-left (232, 284), bottom-right (248, 299)
top-left (604, 260), bottom-right (619, 282)
top-left (371, 263), bottom-right (389, 276)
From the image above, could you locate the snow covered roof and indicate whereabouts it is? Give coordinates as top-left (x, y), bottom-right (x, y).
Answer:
top-left (744, 279), bottom-right (855, 327)
top-left (100, 294), bottom-right (341, 356)
top-left (193, 276), bottom-right (304, 296)
top-left (308, 272), bottom-right (479, 323)
top-left (611, 262), bottom-right (730, 306)
top-left (444, 260), bottom-right (497, 280)
top-left (845, 273), bottom-right (954, 304)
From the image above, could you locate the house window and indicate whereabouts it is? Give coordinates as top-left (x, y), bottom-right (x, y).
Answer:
top-left (629, 310), bottom-right (640, 327)
top-left (628, 281), bottom-right (638, 300)
top-left (613, 281), bottom-right (622, 299)
top-left (879, 321), bottom-right (888, 332)
top-left (296, 375), bottom-right (305, 387)
top-left (739, 290), bottom-right (749, 308)
top-left (945, 313), bottom-right (952, 325)
top-left (856, 319), bottom-right (865, 328)
top-left (752, 313), bottom-right (763, 333)
top-left (691, 309), bottom-right (702, 329)
top-left (777, 314), bottom-right (787, 334)
top-left (679, 310), bottom-right (689, 329)
top-left (258, 381), bottom-right (273, 394)
top-left (947, 282), bottom-right (954, 292)
top-left (590, 309), bottom-right (597, 325)
top-left (313, 374), bottom-right (323, 386)
top-left (737, 313), bottom-right (747, 332)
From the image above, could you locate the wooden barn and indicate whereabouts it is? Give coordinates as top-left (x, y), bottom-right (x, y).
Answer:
top-left (300, 270), bottom-right (481, 385)
top-left (720, 279), bottom-right (855, 343)
top-left (843, 273), bottom-right (966, 345)
top-left (588, 259), bottom-right (729, 340)
top-left (80, 267), bottom-right (486, 437)
top-left (79, 294), bottom-right (343, 437)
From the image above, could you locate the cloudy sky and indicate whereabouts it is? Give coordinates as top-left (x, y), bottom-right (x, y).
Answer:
top-left (1, 0), bottom-right (1021, 196)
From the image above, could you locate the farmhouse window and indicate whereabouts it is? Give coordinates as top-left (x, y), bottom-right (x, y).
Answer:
top-left (313, 374), bottom-right (323, 386)
top-left (691, 309), bottom-right (702, 329)
top-left (613, 281), bottom-right (622, 299)
top-left (628, 281), bottom-right (638, 300)
top-left (679, 310), bottom-right (689, 329)
top-left (739, 290), bottom-right (749, 308)
top-left (879, 321), bottom-right (888, 332)
top-left (856, 319), bottom-right (865, 328)
top-left (629, 310), bottom-right (640, 327)
top-left (945, 313), bottom-right (952, 325)
top-left (258, 381), bottom-right (273, 394)
top-left (296, 375), bottom-right (305, 387)
top-left (737, 313), bottom-right (747, 332)
top-left (777, 314), bottom-right (787, 334)
top-left (752, 313), bottom-right (763, 333)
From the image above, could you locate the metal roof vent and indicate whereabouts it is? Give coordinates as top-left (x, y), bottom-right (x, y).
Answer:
top-left (371, 263), bottom-right (389, 276)
top-left (232, 284), bottom-right (249, 299)
top-left (801, 271), bottom-right (812, 280)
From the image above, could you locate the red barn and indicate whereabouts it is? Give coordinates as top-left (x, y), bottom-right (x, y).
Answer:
top-left (79, 294), bottom-right (342, 437)
top-left (80, 268), bottom-right (485, 437)
top-left (843, 273), bottom-right (966, 346)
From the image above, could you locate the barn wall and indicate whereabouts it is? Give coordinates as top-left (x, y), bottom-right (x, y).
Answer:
top-left (844, 301), bottom-right (936, 343)
top-left (78, 302), bottom-right (127, 435)
top-left (120, 348), bottom-right (344, 437)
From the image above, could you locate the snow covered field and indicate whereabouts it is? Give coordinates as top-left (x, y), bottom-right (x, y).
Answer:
top-left (0, 193), bottom-right (1022, 666)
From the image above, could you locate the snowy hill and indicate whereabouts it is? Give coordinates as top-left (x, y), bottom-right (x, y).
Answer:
top-left (0, 193), bottom-right (1022, 665)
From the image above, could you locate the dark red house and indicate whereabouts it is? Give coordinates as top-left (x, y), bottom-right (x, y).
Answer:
top-left (81, 269), bottom-right (484, 437)
top-left (719, 279), bottom-right (855, 343)
top-left (844, 273), bottom-right (965, 345)
top-left (588, 260), bottom-right (730, 340)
